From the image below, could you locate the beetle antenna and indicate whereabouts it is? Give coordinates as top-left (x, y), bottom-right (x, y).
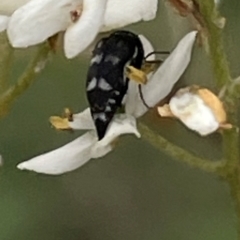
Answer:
top-left (144, 51), bottom-right (170, 61)
top-left (139, 51), bottom-right (170, 110)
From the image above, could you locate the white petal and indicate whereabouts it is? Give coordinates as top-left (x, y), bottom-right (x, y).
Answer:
top-left (138, 35), bottom-right (156, 61)
top-left (17, 114), bottom-right (139, 175)
top-left (0, 15), bottom-right (9, 32)
top-left (17, 131), bottom-right (97, 175)
top-left (125, 34), bottom-right (155, 117)
top-left (8, 0), bottom-right (81, 48)
top-left (91, 114), bottom-right (140, 158)
top-left (66, 108), bottom-right (141, 137)
top-left (101, 0), bottom-right (158, 32)
top-left (64, 0), bottom-right (107, 58)
top-left (127, 31), bottom-right (197, 118)
top-left (69, 108), bottom-right (95, 130)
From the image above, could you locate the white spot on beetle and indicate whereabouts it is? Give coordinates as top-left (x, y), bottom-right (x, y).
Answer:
top-left (98, 78), bottom-right (112, 91)
top-left (133, 47), bottom-right (138, 59)
top-left (91, 54), bottom-right (103, 65)
top-left (105, 106), bottom-right (112, 112)
top-left (97, 40), bottom-right (103, 48)
top-left (93, 113), bottom-right (107, 122)
top-left (104, 55), bottom-right (120, 65)
top-left (109, 99), bottom-right (116, 104)
top-left (114, 91), bottom-right (120, 95)
top-left (87, 77), bottom-right (97, 91)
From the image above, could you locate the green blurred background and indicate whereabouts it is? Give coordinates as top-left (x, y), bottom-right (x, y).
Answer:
top-left (0, 1), bottom-right (240, 239)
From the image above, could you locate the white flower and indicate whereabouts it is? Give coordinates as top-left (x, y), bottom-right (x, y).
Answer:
top-left (0, 0), bottom-right (158, 58)
top-left (158, 85), bottom-right (232, 136)
top-left (17, 31), bottom-right (197, 175)
top-left (18, 114), bottom-right (140, 174)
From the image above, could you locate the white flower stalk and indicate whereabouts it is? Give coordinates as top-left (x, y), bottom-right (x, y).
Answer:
top-left (158, 85), bottom-right (232, 136)
top-left (1, 0), bottom-right (157, 58)
top-left (17, 31), bottom-right (197, 175)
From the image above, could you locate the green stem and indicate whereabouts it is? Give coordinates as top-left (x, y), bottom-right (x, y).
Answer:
top-left (0, 33), bottom-right (13, 93)
top-left (223, 125), bottom-right (240, 239)
top-left (222, 127), bottom-right (239, 172)
top-left (197, 0), bottom-right (240, 237)
top-left (196, 0), bottom-right (240, 174)
top-left (227, 171), bottom-right (240, 239)
top-left (139, 123), bottom-right (226, 176)
top-left (0, 43), bottom-right (50, 117)
top-left (197, 0), bottom-right (232, 90)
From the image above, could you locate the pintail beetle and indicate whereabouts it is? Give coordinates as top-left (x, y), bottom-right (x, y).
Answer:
top-left (86, 30), bottom-right (144, 140)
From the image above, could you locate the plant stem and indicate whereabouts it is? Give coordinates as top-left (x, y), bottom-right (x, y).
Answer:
top-left (139, 123), bottom-right (226, 176)
top-left (196, 0), bottom-right (232, 90)
top-left (0, 43), bottom-right (50, 117)
top-left (197, 0), bottom-right (240, 237)
top-left (0, 33), bottom-right (13, 94)
top-left (227, 171), bottom-right (240, 239)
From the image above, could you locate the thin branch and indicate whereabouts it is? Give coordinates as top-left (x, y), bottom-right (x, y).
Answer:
top-left (195, 0), bottom-right (240, 171)
top-left (195, 0), bottom-right (240, 237)
top-left (228, 174), bottom-right (240, 239)
top-left (196, 0), bottom-right (232, 90)
top-left (0, 43), bottom-right (51, 117)
top-left (0, 33), bottom-right (13, 93)
top-left (139, 123), bottom-right (226, 176)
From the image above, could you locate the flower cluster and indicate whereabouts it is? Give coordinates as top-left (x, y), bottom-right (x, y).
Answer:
top-left (1, 0), bottom-right (228, 176)
top-left (0, 0), bottom-right (157, 58)
top-left (17, 31), bottom-right (197, 175)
